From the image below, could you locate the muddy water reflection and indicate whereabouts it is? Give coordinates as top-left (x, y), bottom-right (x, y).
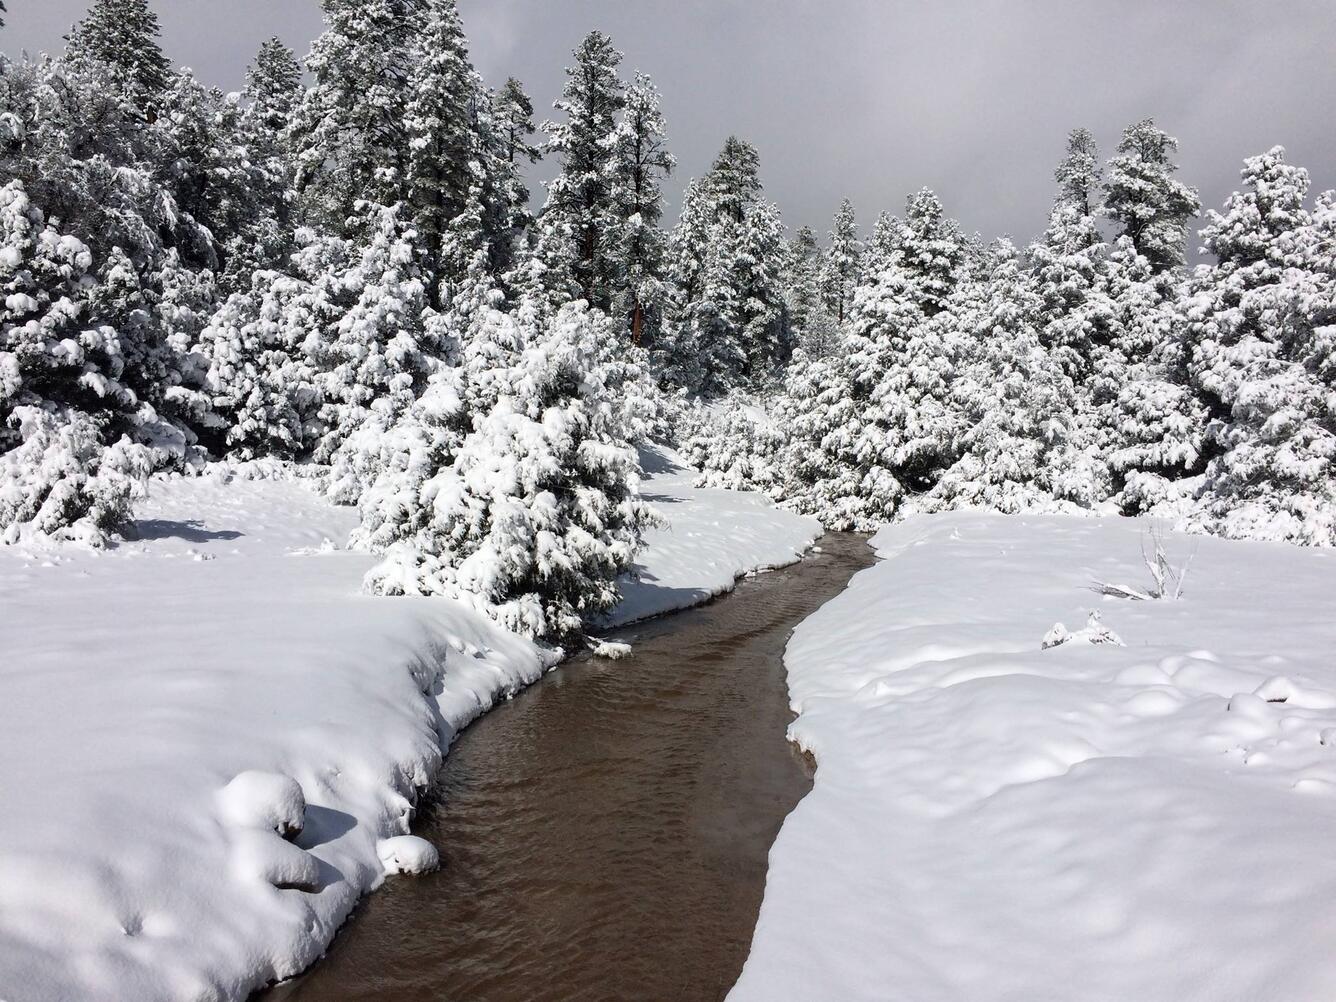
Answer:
top-left (265, 532), bottom-right (873, 1002)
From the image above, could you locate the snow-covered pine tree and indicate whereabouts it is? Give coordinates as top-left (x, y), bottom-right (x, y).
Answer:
top-left (772, 347), bottom-right (865, 526)
top-left (785, 226), bottom-right (822, 334)
top-left (661, 137), bottom-right (790, 394)
top-left (495, 77), bottom-right (541, 168)
top-left (1053, 126), bottom-right (1101, 217)
top-left (246, 37), bottom-right (303, 136)
top-left (6, 30), bottom-right (177, 269)
top-left (928, 241), bottom-right (1101, 512)
top-left (819, 198), bottom-right (861, 324)
top-left (154, 69), bottom-right (285, 283)
top-left (784, 225), bottom-right (839, 357)
top-left (897, 188), bottom-right (965, 315)
top-left (681, 395), bottom-right (785, 494)
top-left (655, 177), bottom-right (713, 390)
top-left (403, 0), bottom-right (481, 306)
top-left (1102, 235), bottom-right (1207, 507)
top-left (196, 260), bottom-right (325, 462)
top-left (538, 30), bottom-right (625, 311)
top-left (291, 0), bottom-right (418, 237)
top-left (0, 405), bottom-right (150, 547)
top-left (490, 77), bottom-right (542, 269)
top-left (852, 265), bottom-right (958, 499)
top-left (1102, 119), bottom-right (1201, 274)
top-left (231, 37), bottom-right (303, 286)
top-left (861, 210), bottom-right (902, 282)
top-left (365, 300), bottom-right (654, 642)
top-left (313, 205), bottom-right (434, 471)
top-left (734, 196), bottom-right (792, 379)
top-left (0, 180), bottom-right (131, 443)
top-left (63, 0), bottom-right (171, 116)
top-left (1184, 147), bottom-right (1336, 543)
top-left (0, 180), bottom-right (151, 545)
top-left (607, 72), bottom-right (675, 346)
top-left (1028, 128), bottom-right (1117, 469)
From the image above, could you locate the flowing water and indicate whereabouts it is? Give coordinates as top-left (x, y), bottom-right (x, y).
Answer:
top-left (263, 532), bottom-right (873, 1002)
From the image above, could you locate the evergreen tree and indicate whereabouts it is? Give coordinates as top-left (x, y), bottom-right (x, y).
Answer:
top-left (0, 180), bottom-right (131, 443)
top-left (1029, 129), bottom-right (1113, 408)
top-left (662, 137), bottom-right (790, 394)
top-left (538, 30), bottom-right (625, 310)
top-left (819, 198), bottom-right (861, 324)
top-left (365, 300), bottom-right (653, 642)
top-left (495, 77), bottom-right (541, 167)
top-left (491, 77), bottom-right (541, 263)
top-left (1103, 236), bottom-right (1207, 502)
top-left (607, 72), bottom-right (674, 345)
top-left (784, 225), bottom-right (839, 356)
top-left (246, 38), bottom-right (303, 135)
top-left (232, 39), bottom-right (303, 286)
top-left (1054, 127), bottom-right (1101, 217)
top-left (929, 243), bottom-right (1099, 512)
top-left (897, 188), bottom-right (965, 315)
top-left (64, 0), bottom-right (171, 115)
top-left (402, 0), bottom-right (482, 305)
top-left (311, 205), bottom-right (434, 464)
top-left (1185, 148), bottom-right (1336, 542)
top-left (291, 0), bottom-right (418, 236)
top-left (1102, 119), bottom-right (1200, 274)
top-left (861, 210), bottom-right (901, 282)
top-left (0, 180), bottom-right (152, 544)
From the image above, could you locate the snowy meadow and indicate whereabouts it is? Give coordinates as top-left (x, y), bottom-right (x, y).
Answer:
top-left (1, 0), bottom-right (1335, 999)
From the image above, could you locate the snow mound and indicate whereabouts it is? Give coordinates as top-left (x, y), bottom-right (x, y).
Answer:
top-left (231, 829), bottom-right (321, 892)
top-left (377, 835), bottom-right (440, 876)
top-left (734, 512), bottom-right (1336, 1002)
top-left (218, 770), bottom-right (306, 839)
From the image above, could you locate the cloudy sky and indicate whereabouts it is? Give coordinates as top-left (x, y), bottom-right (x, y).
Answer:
top-left (7, 0), bottom-right (1336, 250)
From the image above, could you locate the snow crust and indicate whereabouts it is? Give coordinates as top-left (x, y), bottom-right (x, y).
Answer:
top-left (0, 444), bottom-right (816, 1002)
top-left (731, 513), bottom-right (1336, 1002)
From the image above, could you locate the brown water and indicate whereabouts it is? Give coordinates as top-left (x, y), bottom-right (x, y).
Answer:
top-left (263, 532), bottom-right (873, 1002)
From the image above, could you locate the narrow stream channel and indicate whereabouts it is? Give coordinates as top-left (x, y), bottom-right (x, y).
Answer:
top-left (263, 532), bottom-right (874, 1002)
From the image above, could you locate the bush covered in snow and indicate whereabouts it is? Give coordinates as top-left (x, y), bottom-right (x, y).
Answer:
top-left (364, 299), bottom-right (656, 641)
top-left (0, 406), bottom-right (149, 547)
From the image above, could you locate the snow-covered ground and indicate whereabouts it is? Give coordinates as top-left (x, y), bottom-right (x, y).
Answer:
top-left (610, 444), bottom-right (821, 624)
top-left (732, 513), bottom-right (1336, 1002)
top-left (0, 444), bottom-right (818, 1002)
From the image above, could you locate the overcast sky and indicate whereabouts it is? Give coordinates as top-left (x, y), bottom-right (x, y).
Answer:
top-left (7, 0), bottom-right (1336, 251)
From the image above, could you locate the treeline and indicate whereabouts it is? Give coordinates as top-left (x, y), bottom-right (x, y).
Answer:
top-left (690, 127), bottom-right (1336, 546)
top-left (2, 0), bottom-right (1332, 643)
top-left (0, 0), bottom-right (801, 638)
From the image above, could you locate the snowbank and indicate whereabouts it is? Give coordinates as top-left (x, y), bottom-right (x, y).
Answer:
top-left (0, 444), bottom-right (818, 1002)
top-left (731, 513), bottom-right (1336, 1002)
top-left (609, 444), bottom-right (821, 625)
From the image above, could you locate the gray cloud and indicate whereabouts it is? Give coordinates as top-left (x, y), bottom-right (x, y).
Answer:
top-left (7, 0), bottom-right (1335, 250)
